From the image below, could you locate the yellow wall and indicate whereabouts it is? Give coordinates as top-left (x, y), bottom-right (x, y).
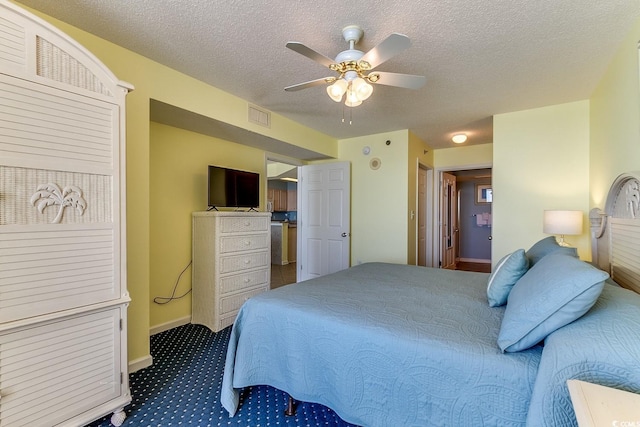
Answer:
top-left (590, 17), bottom-right (640, 208)
top-left (338, 130), bottom-right (410, 264)
top-left (17, 2), bottom-right (338, 365)
top-left (493, 101), bottom-right (591, 261)
top-left (149, 122), bottom-right (266, 328)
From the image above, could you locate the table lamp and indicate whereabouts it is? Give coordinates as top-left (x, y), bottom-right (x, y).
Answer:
top-left (543, 210), bottom-right (583, 247)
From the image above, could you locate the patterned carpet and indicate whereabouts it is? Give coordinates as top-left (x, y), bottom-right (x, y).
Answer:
top-left (87, 323), bottom-right (355, 426)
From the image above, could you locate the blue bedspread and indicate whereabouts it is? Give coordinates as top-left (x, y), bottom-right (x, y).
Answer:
top-left (527, 283), bottom-right (640, 426)
top-left (222, 263), bottom-right (542, 426)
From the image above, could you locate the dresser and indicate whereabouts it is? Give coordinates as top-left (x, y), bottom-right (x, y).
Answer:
top-left (0, 2), bottom-right (132, 426)
top-left (192, 212), bottom-right (271, 332)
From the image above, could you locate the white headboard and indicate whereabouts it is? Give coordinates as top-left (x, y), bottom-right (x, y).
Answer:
top-left (591, 171), bottom-right (640, 294)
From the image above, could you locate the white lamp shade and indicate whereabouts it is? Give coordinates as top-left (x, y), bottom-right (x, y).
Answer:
top-left (543, 210), bottom-right (583, 235)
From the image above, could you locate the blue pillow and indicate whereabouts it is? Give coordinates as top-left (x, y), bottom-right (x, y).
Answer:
top-left (487, 249), bottom-right (529, 307)
top-left (525, 236), bottom-right (578, 266)
top-left (497, 253), bottom-right (608, 352)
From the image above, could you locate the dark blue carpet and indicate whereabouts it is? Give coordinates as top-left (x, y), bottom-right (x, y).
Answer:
top-left (87, 323), bottom-right (356, 426)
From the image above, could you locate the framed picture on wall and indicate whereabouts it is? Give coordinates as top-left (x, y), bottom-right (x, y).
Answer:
top-left (476, 184), bottom-right (492, 204)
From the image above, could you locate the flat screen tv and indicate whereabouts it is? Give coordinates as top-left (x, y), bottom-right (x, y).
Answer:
top-left (208, 165), bottom-right (260, 210)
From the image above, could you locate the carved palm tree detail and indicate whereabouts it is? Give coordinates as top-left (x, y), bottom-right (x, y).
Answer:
top-left (30, 183), bottom-right (87, 224)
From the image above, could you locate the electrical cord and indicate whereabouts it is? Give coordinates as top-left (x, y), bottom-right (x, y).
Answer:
top-left (153, 260), bottom-right (192, 304)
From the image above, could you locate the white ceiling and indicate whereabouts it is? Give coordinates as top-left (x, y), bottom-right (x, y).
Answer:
top-left (17, 0), bottom-right (640, 150)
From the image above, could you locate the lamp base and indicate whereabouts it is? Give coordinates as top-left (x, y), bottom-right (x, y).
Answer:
top-left (557, 235), bottom-right (571, 247)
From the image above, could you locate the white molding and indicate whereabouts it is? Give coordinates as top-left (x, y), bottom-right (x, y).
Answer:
top-left (459, 257), bottom-right (491, 264)
top-left (128, 355), bottom-right (153, 373)
top-left (149, 315), bottom-right (192, 336)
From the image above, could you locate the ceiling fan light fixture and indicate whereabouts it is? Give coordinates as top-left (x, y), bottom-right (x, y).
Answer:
top-left (452, 133), bottom-right (467, 144)
top-left (345, 88), bottom-right (362, 107)
top-left (327, 79), bottom-right (348, 102)
top-left (352, 77), bottom-right (373, 101)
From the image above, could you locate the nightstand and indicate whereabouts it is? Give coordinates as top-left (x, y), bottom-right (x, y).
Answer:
top-left (567, 379), bottom-right (640, 427)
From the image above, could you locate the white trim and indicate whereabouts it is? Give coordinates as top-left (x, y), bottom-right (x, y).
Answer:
top-left (149, 315), bottom-right (192, 336)
top-left (459, 257), bottom-right (491, 264)
top-left (128, 355), bottom-right (153, 373)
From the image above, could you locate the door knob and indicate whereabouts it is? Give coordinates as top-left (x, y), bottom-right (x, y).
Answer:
top-left (488, 236), bottom-right (492, 240)
top-left (341, 232), bottom-right (350, 237)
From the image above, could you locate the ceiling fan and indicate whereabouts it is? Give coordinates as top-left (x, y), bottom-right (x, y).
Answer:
top-left (285, 25), bottom-right (426, 107)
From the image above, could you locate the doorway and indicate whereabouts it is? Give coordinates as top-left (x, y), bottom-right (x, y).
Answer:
top-left (266, 156), bottom-right (303, 288)
top-left (417, 165), bottom-right (435, 267)
top-left (438, 168), bottom-right (492, 273)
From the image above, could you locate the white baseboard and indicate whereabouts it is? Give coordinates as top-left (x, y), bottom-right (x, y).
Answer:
top-left (459, 258), bottom-right (491, 264)
top-left (149, 315), bottom-right (192, 336)
top-left (129, 355), bottom-right (153, 373)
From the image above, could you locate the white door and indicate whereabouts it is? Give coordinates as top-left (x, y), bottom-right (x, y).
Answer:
top-left (441, 172), bottom-right (457, 270)
top-left (297, 162), bottom-right (351, 282)
top-left (418, 167), bottom-right (428, 266)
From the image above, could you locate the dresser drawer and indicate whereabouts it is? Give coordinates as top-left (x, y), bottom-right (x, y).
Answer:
top-left (219, 216), bottom-right (269, 233)
top-left (220, 233), bottom-right (269, 254)
top-left (219, 287), bottom-right (266, 315)
top-left (219, 269), bottom-right (269, 294)
top-left (219, 251), bottom-right (269, 274)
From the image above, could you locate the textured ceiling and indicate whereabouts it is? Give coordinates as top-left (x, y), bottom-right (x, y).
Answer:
top-left (16, 0), bottom-right (640, 150)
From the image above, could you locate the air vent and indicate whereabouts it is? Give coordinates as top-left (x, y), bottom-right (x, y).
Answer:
top-left (248, 104), bottom-right (271, 128)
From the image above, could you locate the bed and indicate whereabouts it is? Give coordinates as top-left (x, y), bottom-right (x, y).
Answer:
top-left (221, 172), bottom-right (640, 426)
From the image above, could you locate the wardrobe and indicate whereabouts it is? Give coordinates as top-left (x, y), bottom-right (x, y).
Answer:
top-left (0, 1), bottom-right (132, 426)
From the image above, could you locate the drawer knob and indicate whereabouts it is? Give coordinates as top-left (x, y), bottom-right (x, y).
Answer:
top-left (244, 278), bottom-right (251, 283)
top-left (244, 259), bottom-right (251, 264)
top-left (244, 222), bottom-right (250, 227)
top-left (244, 241), bottom-right (251, 246)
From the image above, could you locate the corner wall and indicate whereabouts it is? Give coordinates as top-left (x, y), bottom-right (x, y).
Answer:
top-left (590, 17), bottom-right (640, 208)
top-left (493, 101), bottom-right (591, 262)
top-left (149, 122), bottom-right (267, 329)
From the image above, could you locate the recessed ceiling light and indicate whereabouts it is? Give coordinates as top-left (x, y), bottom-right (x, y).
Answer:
top-left (452, 134), bottom-right (467, 144)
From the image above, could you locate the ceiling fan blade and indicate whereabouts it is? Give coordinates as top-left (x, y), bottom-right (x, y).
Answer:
top-left (370, 72), bottom-right (426, 89)
top-left (360, 33), bottom-right (411, 69)
top-left (285, 77), bottom-right (331, 92)
top-left (286, 42), bottom-right (335, 68)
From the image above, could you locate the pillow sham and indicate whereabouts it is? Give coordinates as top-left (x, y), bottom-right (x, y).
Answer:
top-left (487, 249), bottom-right (529, 307)
top-left (497, 253), bottom-right (608, 353)
top-left (525, 236), bottom-right (578, 266)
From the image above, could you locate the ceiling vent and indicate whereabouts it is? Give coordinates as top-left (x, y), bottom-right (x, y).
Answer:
top-left (248, 104), bottom-right (271, 128)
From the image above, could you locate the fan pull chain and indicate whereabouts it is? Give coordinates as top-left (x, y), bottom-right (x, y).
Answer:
top-left (340, 104), bottom-right (353, 125)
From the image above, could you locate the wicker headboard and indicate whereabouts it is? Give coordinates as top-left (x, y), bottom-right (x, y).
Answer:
top-left (590, 171), bottom-right (640, 294)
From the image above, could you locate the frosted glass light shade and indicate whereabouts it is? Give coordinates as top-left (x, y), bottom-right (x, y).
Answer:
top-left (327, 79), bottom-right (348, 102)
top-left (352, 77), bottom-right (373, 101)
top-left (452, 134), bottom-right (467, 143)
top-left (345, 87), bottom-right (362, 107)
top-left (543, 210), bottom-right (583, 235)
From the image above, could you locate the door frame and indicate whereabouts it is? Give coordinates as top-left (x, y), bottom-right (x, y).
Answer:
top-left (417, 164), bottom-right (435, 267)
top-left (434, 164), bottom-right (492, 269)
top-left (265, 152), bottom-right (304, 208)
